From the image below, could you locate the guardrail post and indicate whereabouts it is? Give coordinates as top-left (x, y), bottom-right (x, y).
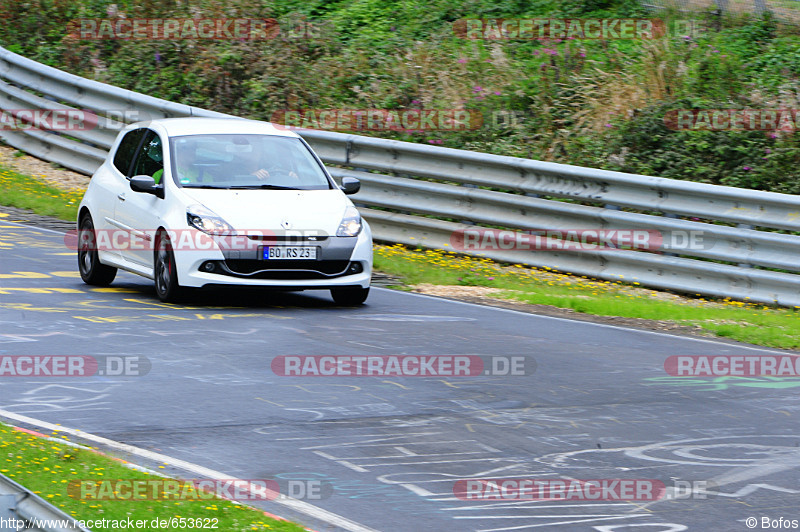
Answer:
top-left (461, 183), bottom-right (478, 225)
top-left (738, 223), bottom-right (755, 268)
top-left (345, 140), bottom-right (353, 165)
top-left (352, 167), bottom-right (370, 210)
top-left (662, 213), bottom-right (679, 257)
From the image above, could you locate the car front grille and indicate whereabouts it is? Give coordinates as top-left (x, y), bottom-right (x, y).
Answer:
top-left (203, 259), bottom-right (359, 279)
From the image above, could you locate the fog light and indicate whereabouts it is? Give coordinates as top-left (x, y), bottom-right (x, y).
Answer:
top-left (348, 262), bottom-right (363, 274)
top-left (202, 261), bottom-right (216, 272)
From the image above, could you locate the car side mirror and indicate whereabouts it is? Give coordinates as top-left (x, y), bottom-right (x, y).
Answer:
top-left (340, 177), bottom-right (361, 195)
top-left (130, 175), bottom-right (162, 197)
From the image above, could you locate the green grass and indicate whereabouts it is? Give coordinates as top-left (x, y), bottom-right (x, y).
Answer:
top-left (0, 163), bottom-right (81, 221)
top-left (374, 244), bottom-right (800, 350)
top-left (0, 422), bottom-right (306, 531)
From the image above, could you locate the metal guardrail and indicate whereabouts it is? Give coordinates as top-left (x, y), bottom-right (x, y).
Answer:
top-left (0, 473), bottom-right (89, 532)
top-left (1, 45), bottom-right (800, 306)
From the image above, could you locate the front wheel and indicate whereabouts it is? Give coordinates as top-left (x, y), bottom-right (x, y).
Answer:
top-left (78, 214), bottom-right (117, 286)
top-left (154, 232), bottom-right (187, 303)
top-left (331, 286), bottom-right (369, 306)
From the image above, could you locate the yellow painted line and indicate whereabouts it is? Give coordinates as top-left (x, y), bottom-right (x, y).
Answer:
top-left (73, 315), bottom-right (133, 323)
top-left (122, 297), bottom-right (196, 309)
top-left (196, 313), bottom-right (225, 320)
top-left (90, 287), bottom-right (141, 293)
top-left (146, 314), bottom-right (192, 321)
top-left (0, 303), bottom-right (67, 312)
top-left (0, 287), bottom-right (83, 294)
top-left (0, 271), bottom-right (51, 279)
top-left (53, 252), bottom-right (75, 256)
top-left (0, 213), bottom-right (8, 218)
top-left (49, 271), bottom-right (81, 278)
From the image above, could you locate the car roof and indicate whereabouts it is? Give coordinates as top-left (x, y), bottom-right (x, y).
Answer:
top-left (126, 117), bottom-right (301, 139)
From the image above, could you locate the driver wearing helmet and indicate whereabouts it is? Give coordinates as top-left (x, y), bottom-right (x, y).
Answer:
top-left (152, 139), bottom-right (201, 185)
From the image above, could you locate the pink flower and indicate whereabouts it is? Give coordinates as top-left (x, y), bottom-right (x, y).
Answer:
top-left (457, 58), bottom-right (467, 64)
top-left (493, 91), bottom-right (501, 96)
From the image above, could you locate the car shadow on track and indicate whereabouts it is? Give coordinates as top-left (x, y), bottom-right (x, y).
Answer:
top-left (102, 281), bottom-right (364, 309)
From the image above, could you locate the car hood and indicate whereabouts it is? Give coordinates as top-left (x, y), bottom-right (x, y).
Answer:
top-left (180, 188), bottom-right (352, 234)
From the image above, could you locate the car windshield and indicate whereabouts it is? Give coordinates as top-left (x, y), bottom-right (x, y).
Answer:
top-left (169, 134), bottom-right (332, 190)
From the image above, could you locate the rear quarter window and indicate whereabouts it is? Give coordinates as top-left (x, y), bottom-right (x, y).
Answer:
top-left (113, 129), bottom-right (145, 176)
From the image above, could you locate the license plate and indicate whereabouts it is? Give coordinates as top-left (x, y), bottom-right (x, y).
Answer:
top-left (263, 246), bottom-right (317, 260)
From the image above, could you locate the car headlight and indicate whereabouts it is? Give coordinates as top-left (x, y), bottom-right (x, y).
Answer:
top-left (187, 204), bottom-right (236, 235)
top-left (336, 206), bottom-right (362, 237)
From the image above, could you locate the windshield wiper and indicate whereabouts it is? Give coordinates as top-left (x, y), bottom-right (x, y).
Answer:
top-left (228, 184), bottom-right (301, 190)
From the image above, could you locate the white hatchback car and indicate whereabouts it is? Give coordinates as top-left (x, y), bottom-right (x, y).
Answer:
top-left (77, 117), bottom-right (372, 304)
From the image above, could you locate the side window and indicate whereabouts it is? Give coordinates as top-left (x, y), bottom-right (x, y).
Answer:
top-left (113, 129), bottom-right (145, 176)
top-left (131, 130), bottom-right (164, 184)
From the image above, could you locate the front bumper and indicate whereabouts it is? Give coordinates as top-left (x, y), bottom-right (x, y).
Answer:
top-left (175, 228), bottom-right (373, 289)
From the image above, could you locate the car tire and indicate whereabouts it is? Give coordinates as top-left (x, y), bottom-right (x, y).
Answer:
top-left (78, 214), bottom-right (117, 286)
top-left (331, 286), bottom-right (369, 306)
top-left (154, 231), bottom-right (187, 303)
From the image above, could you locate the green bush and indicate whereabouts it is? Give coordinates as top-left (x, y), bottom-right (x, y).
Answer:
top-left (1, 0), bottom-right (799, 194)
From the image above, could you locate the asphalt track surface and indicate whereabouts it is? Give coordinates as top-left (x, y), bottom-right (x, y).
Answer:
top-left (1, 221), bottom-right (800, 532)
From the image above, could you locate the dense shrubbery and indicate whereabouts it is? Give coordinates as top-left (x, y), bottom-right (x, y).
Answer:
top-left (1, 0), bottom-right (800, 193)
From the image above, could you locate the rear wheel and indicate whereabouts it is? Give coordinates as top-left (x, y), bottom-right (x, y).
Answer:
top-left (78, 214), bottom-right (117, 286)
top-left (331, 286), bottom-right (369, 306)
top-left (154, 232), bottom-right (187, 303)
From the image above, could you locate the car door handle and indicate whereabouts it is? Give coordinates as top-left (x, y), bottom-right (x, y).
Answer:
top-left (117, 194), bottom-right (126, 201)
